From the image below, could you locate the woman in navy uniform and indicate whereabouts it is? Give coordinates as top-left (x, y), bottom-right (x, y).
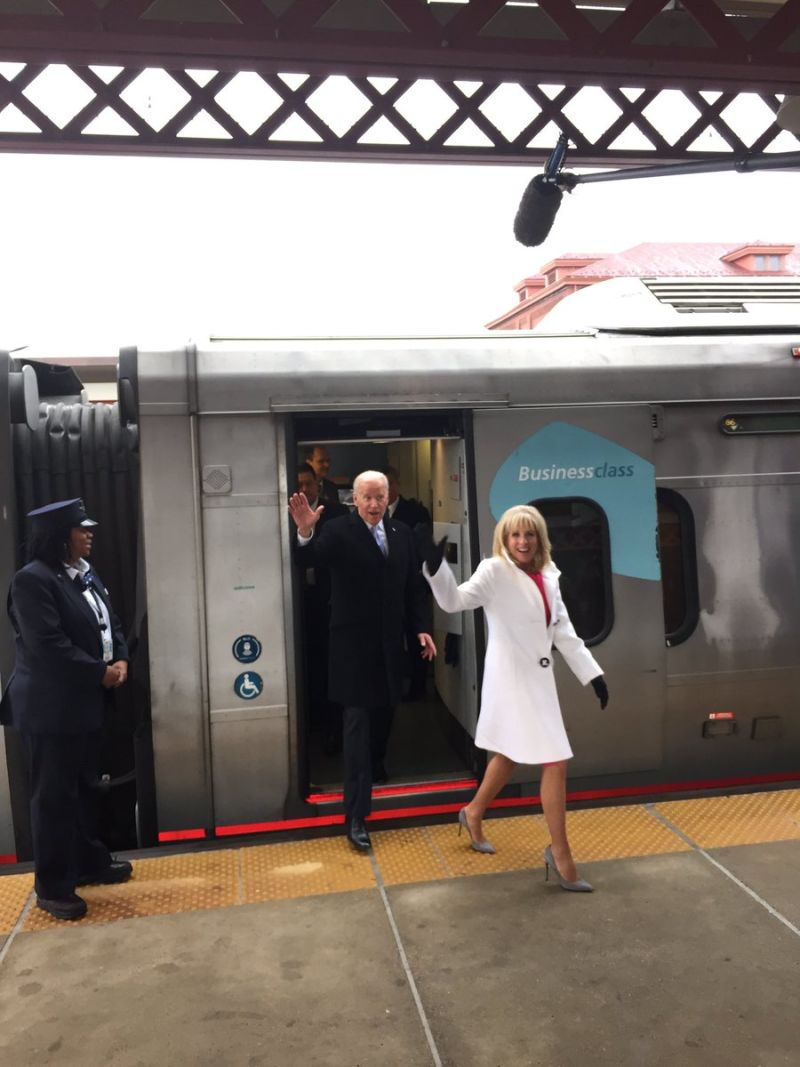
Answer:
top-left (0, 499), bottom-right (132, 920)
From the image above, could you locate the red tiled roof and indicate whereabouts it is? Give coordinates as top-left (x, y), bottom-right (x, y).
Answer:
top-left (565, 242), bottom-right (800, 278)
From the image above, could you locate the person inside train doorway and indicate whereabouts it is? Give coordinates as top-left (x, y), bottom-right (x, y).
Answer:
top-left (0, 499), bottom-right (132, 920)
top-left (418, 504), bottom-right (608, 891)
top-left (381, 465), bottom-right (432, 705)
top-left (295, 462), bottom-right (347, 755)
top-left (289, 471), bottom-right (436, 852)
top-left (303, 445), bottom-right (340, 505)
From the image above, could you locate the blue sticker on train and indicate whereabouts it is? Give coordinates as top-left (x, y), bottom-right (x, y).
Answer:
top-left (232, 634), bottom-right (262, 663)
top-left (489, 421), bottom-right (659, 581)
top-left (234, 671), bottom-right (263, 700)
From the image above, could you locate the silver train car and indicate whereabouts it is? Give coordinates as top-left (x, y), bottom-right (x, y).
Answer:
top-left (2, 325), bottom-right (800, 856)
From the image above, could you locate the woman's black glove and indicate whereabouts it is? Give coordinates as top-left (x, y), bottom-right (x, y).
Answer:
top-left (590, 675), bottom-right (609, 709)
top-left (413, 523), bottom-right (447, 576)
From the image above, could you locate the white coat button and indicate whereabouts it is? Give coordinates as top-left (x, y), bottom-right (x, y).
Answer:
top-left (539, 657), bottom-right (550, 668)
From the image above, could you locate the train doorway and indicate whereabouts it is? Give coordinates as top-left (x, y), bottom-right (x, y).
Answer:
top-left (290, 410), bottom-right (482, 806)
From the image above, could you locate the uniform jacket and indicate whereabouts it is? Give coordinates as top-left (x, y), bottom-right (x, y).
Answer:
top-left (0, 559), bottom-right (128, 734)
top-left (426, 555), bottom-right (601, 764)
top-left (298, 512), bottom-right (426, 707)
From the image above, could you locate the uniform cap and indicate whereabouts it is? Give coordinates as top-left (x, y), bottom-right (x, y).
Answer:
top-left (27, 498), bottom-right (98, 533)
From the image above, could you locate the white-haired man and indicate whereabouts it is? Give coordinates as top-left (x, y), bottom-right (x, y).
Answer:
top-left (289, 471), bottom-right (436, 851)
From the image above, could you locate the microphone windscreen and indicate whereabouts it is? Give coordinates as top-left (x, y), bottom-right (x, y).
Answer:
top-left (513, 174), bottom-right (563, 247)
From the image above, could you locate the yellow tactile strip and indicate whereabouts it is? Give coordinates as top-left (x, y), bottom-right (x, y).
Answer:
top-left (371, 827), bottom-right (451, 886)
top-left (655, 789), bottom-right (800, 849)
top-left (426, 813), bottom-right (548, 878)
top-left (373, 803), bottom-right (691, 885)
top-left (242, 836), bottom-right (375, 901)
top-left (24, 851), bottom-right (239, 931)
top-left (2, 789), bottom-right (797, 932)
top-left (0, 873), bottom-right (34, 934)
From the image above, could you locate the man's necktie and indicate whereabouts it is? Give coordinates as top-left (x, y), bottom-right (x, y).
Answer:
top-left (372, 522), bottom-right (388, 557)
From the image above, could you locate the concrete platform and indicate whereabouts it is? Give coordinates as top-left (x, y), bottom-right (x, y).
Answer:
top-left (1, 791), bottom-right (799, 1066)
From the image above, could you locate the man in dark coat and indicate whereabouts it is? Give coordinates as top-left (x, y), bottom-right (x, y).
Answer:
top-left (289, 471), bottom-right (436, 851)
top-left (382, 465), bottom-right (432, 530)
top-left (0, 499), bottom-right (131, 920)
top-left (382, 465), bottom-right (433, 702)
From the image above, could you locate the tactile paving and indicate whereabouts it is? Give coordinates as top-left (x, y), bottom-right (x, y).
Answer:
top-left (23, 852), bottom-right (239, 930)
top-left (564, 804), bottom-right (692, 861)
top-left (241, 837), bottom-right (376, 902)
top-left (371, 826), bottom-right (450, 886)
top-left (427, 812), bottom-right (549, 878)
top-left (12, 790), bottom-right (799, 932)
top-left (0, 873), bottom-right (33, 934)
top-left (655, 789), bottom-right (800, 849)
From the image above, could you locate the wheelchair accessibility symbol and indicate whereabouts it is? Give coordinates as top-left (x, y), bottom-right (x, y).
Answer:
top-left (234, 671), bottom-right (263, 701)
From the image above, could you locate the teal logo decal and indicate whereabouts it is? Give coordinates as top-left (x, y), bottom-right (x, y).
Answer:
top-left (489, 422), bottom-right (658, 581)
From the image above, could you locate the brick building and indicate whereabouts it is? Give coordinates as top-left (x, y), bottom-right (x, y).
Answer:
top-left (486, 242), bottom-right (800, 330)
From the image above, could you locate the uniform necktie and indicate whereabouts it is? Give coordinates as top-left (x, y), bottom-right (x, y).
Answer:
top-left (74, 570), bottom-right (108, 631)
top-left (372, 521), bottom-right (388, 557)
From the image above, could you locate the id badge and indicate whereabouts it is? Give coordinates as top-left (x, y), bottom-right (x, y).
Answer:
top-left (102, 631), bottom-right (114, 663)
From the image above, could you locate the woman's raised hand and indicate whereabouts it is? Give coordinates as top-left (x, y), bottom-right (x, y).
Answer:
top-left (413, 523), bottom-right (448, 575)
top-left (288, 492), bottom-right (324, 538)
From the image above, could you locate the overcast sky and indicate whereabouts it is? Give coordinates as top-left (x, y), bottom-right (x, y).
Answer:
top-left (1, 152), bottom-right (798, 352)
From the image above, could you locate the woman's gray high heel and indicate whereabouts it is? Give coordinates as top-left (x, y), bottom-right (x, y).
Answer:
top-left (458, 808), bottom-right (496, 854)
top-left (544, 845), bottom-right (593, 892)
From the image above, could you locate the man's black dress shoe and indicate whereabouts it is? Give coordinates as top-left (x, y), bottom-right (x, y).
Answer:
top-left (346, 818), bottom-right (372, 852)
top-left (36, 893), bottom-right (87, 921)
top-left (372, 763), bottom-right (388, 785)
top-left (77, 859), bottom-right (133, 885)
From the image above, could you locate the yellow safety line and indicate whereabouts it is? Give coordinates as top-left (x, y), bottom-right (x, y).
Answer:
top-left (2, 790), bottom-right (797, 935)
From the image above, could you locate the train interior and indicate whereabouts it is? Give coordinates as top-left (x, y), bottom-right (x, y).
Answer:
top-left (292, 410), bottom-right (481, 799)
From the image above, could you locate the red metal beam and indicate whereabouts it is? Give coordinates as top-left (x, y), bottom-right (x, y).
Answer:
top-left (0, 0), bottom-right (797, 93)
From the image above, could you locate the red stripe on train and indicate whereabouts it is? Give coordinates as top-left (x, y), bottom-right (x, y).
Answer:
top-left (157, 828), bottom-right (208, 842)
top-left (157, 769), bottom-right (800, 842)
top-left (306, 777), bottom-right (478, 804)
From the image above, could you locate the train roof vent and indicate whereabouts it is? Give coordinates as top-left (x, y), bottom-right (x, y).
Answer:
top-left (645, 278), bottom-right (800, 314)
top-left (537, 277), bottom-right (800, 332)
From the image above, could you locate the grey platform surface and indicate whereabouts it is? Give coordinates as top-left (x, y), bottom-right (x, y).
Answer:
top-left (1, 843), bottom-right (799, 1067)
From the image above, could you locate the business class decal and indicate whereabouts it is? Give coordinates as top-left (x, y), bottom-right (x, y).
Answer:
top-left (489, 421), bottom-right (659, 581)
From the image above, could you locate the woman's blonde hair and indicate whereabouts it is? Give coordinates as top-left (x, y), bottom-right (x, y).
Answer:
top-left (492, 504), bottom-right (552, 571)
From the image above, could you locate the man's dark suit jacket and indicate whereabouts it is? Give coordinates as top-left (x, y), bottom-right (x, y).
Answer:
top-left (0, 560), bottom-right (128, 734)
top-left (298, 512), bottom-right (425, 708)
top-left (319, 477), bottom-right (341, 505)
top-left (392, 496), bottom-right (432, 530)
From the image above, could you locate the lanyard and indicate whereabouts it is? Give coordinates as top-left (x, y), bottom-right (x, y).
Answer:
top-left (82, 582), bottom-right (108, 631)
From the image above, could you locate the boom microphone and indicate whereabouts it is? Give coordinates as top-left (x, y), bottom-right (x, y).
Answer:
top-left (513, 174), bottom-right (564, 247)
top-left (512, 132), bottom-right (800, 249)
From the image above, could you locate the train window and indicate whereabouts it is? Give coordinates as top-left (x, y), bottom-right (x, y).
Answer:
top-left (530, 497), bottom-right (613, 646)
top-left (657, 488), bottom-right (699, 647)
top-left (720, 412), bottom-right (800, 435)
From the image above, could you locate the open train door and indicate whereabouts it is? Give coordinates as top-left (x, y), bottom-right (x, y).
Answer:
top-left (471, 407), bottom-right (665, 780)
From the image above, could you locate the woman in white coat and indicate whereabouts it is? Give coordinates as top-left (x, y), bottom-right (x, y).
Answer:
top-left (421, 504), bottom-right (608, 892)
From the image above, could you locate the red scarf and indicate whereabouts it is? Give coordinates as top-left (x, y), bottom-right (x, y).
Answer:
top-left (527, 570), bottom-right (551, 626)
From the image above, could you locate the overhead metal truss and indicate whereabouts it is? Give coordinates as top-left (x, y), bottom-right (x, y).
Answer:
top-left (1, 59), bottom-right (797, 165)
top-left (0, 0), bottom-right (798, 165)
